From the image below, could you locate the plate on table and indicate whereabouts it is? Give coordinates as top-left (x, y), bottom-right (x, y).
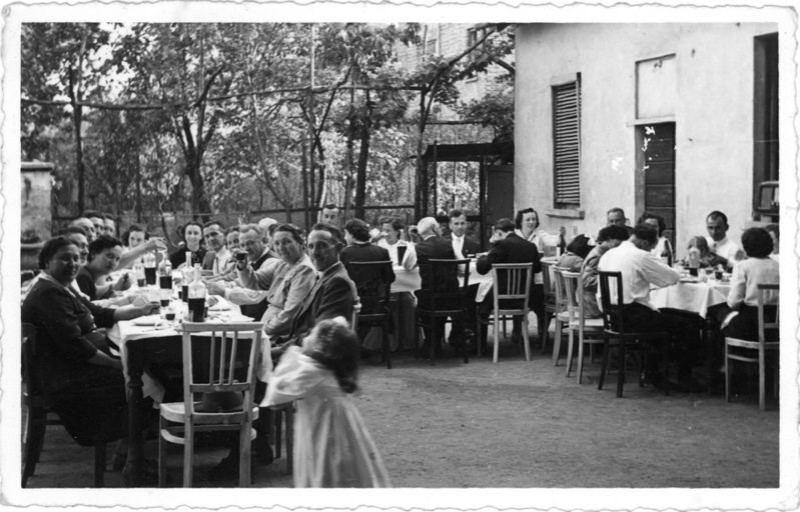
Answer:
top-left (132, 315), bottom-right (163, 326)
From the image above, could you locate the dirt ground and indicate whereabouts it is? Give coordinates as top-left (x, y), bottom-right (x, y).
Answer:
top-left (21, 336), bottom-right (779, 490)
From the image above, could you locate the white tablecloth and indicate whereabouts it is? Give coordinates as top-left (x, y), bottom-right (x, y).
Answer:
top-left (390, 265), bottom-right (492, 295)
top-left (649, 280), bottom-right (730, 318)
top-left (107, 296), bottom-right (263, 402)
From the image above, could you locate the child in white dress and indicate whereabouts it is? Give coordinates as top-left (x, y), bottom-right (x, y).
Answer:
top-left (264, 317), bottom-right (390, 487)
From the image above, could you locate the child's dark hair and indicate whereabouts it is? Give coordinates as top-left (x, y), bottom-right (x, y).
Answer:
top-left (305, 318), bottom-right (360, 394)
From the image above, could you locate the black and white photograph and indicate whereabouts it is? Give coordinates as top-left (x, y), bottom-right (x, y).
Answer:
top-left (2, 0), bottom-right (798, 510)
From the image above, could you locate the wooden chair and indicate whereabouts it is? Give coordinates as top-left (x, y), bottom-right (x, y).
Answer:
top-left (550, 266), bottom-right (572, 366)
top-left (346, 260), bottom-right (394, 369)
top-left (561, 270), bottom-right (605, 383)
top-left (724, 283), bottom-right (779, 411)
top-left (416, 259), bottom-right (471, 365)
top-left (475, 263), bottom-right (533, 363)
top-left (597, 271), bottom-right (670, 398)
top-left (21, 322), bottom-right (111, 487)
top-left (158, 321), bottom-right (262, 487)
top-left (539, 260), bottom-right (558, 352)
top-left (271, 402), bottom-right (294, 475)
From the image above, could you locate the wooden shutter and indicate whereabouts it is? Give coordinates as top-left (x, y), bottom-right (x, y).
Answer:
top-left (552, 75), bottom-right (581, 207)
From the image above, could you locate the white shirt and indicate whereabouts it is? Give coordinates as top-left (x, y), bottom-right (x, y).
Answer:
top-left (597, 240), bottom-right (680, 309)
top-left (727, 257), bottom-right (779, 308)
top-left (450, 234), bottom-right (465, 259)
top-left (377, 239), bottom-right (414, 266)
top-left (705, 236), bottom-right (740, 263)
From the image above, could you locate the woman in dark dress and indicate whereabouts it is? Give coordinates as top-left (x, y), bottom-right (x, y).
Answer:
top-left (21, 237), bottom-right (159, 445)
top-left (75, 235), bottom-right (131, 301)
top-left (168, 220), bottom-right (207, 269)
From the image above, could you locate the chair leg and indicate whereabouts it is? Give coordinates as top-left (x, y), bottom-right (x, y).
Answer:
top-left (724, 344), bottom-right (731, 403)
top-left (521, 315), bottom-right (531, 362)
top-left (285, 406), bottom-right (294, 475)
top-left (274, 409), bottom-right (283, 459)
top-left (182, 425), bottom-right (194, 487)
top-left (492, 314), bottom-right (500, 363)
top-left (94, 442), bottom-right (106, 488)
top-left (475, 315), bottom-right (482, 357)
top-left (158, 416), bottom-right (167, 487)
top-left (565, 327), bottom-right (575, 377)
top-left (540, 312), bottom-right (550, 352)
top-left (616, 340), bottom-right (625, 398)
top-left (429, 324), bottom-right (436, 366)
top-left (22, 406), bottom-right (47, 487)
top-left (382, 324), bottom-right (392, 369)
top-left (598, 336), bottom-right (610, 390)
top-left (239, 423), bottom-right (251, 487)
top-left (577, 331), bottom-right (586, 384)
top-left (552, 318), bottom-right (563, 366)
top-left (759, 346), bottom-right (766, 411)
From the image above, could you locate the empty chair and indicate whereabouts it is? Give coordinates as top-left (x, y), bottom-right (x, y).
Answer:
top-left (550, 266), bottom-right (572, 366)
top-left (724, 283), bottom-right (780, 410)
top-left (476, 262), bottom-right (533, 363)
top-left (158, 321), bottom-right (262, 487)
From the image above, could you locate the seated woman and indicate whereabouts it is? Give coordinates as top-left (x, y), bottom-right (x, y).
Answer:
top-left (720, 227), bottom-right (780, 341)
top-left (556, 234), bottom-right (593, 272)
top-left (169, 220), bottom-right (207, 268)
top-left (118, 224), bottom-right (166, 270)
top-left (21, 237), bottom-right (159, 446)
top-left (76, 235), bottom-right (132, 301)
top-left (682, 236), bottom-right (727, 269)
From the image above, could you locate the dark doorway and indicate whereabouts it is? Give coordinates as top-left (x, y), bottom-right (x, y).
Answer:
top-left (636, 123), bottom-right (676, 248)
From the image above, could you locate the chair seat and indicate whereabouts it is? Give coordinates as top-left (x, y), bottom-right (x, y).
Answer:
top-left (159, 401), bottom-right (259, 424)
top-left (161, 424), bottom-right (258, 445)
top-left (569, 317), bottom-right (604, 330)
top-left (725, 337), bottom-right (779, 350)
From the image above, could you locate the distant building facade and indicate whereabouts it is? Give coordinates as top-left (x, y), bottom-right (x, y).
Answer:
top-left (514, 23), bottom-right (779, 252)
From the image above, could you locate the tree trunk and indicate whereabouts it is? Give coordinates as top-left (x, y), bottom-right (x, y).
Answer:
top-left (73, 103), bottom-right (85, 213)
top-left (354, 107), bottom-right (371, 220)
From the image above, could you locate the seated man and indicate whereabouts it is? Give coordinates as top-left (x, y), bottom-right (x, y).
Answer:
top-left (202, 220), bottom-right (234, 276)
top-left (475, 218), bottom-right (542, 345)
top-left (273, 223), bottom-right (357, 354)
top-left (606, 207), bottom-right (633, 234)
top-left (597, 223), bottom-right (698, 388)
top-left (404, 217), bottom-right (461, 353)
top-left (340, 218), bottom-right (396, 292)
top-left (580, 225), bottom-right (630, 318)
top-left (705, 210), bottom-right (742, 270)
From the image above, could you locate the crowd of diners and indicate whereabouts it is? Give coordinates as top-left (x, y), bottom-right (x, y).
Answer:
top-left (21, 203), bottom-right (779, 482)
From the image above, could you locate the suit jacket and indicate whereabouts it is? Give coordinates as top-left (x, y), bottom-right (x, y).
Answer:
top-left (340, 243), bottom-right (395, 303)
top-left (477, 232), bottom-right (541, 305)
top-left (282, 261), bottom-right (357, 346)
top-left (444, 234), bottom-right (480, 258)
top-left (413, 235), bottom-right (460, 310)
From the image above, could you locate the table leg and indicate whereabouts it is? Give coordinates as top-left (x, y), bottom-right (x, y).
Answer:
top-left (124, 362), bottom-right (145, 486)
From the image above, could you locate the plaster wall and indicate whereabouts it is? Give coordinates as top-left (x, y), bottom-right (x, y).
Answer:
top-left (515, 23), bottom-right (777, 251)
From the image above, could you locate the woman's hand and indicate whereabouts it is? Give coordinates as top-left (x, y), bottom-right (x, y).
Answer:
top-left (145, 237), bottom-right (167, 252)
top-left (113, 272), bottom-right (132, 291)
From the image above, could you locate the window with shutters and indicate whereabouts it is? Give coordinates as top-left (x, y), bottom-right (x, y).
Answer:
top-left (551, 74), bottom-right (582, 209)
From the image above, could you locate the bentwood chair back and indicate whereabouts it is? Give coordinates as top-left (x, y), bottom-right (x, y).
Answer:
top-left (346, 260), bottom-right (394, 369)
top-left (561, 270), bottom-right (605, 383)
top-left (416, 259), bottom-right (471, 364)
top-left (539, 260), bottom-right (558, 352)
top-left (158, 321), bottom-right (262, 487)
top-left (597, 271), bottom-right (670, 398)
top-left (476, 263), bottom-right (533, 363)
top-left (724, 283), bottom-right (780, 410)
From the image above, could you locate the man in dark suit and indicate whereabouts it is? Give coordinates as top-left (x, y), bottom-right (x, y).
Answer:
top-left (476, 218), bottom-right (543, 345)
top-left (443, 209), bottom-right (480, 346)
top-left (273, 223), bottom-right (357, 354)
top-left (403, 217), bottom-right (463, 354)
top-left (444, 209), bottom-right (480, 258)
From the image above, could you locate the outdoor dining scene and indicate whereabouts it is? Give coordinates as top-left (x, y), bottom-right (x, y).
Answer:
top-left (18, 21), bottom-right (783, 490)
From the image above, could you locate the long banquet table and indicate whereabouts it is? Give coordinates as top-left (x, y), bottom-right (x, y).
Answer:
top-left (107, 298), bottom-right (257, 486)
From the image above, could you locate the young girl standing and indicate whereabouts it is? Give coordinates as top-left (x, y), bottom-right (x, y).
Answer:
top-left (264, 317), bottom-right (390, 488)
